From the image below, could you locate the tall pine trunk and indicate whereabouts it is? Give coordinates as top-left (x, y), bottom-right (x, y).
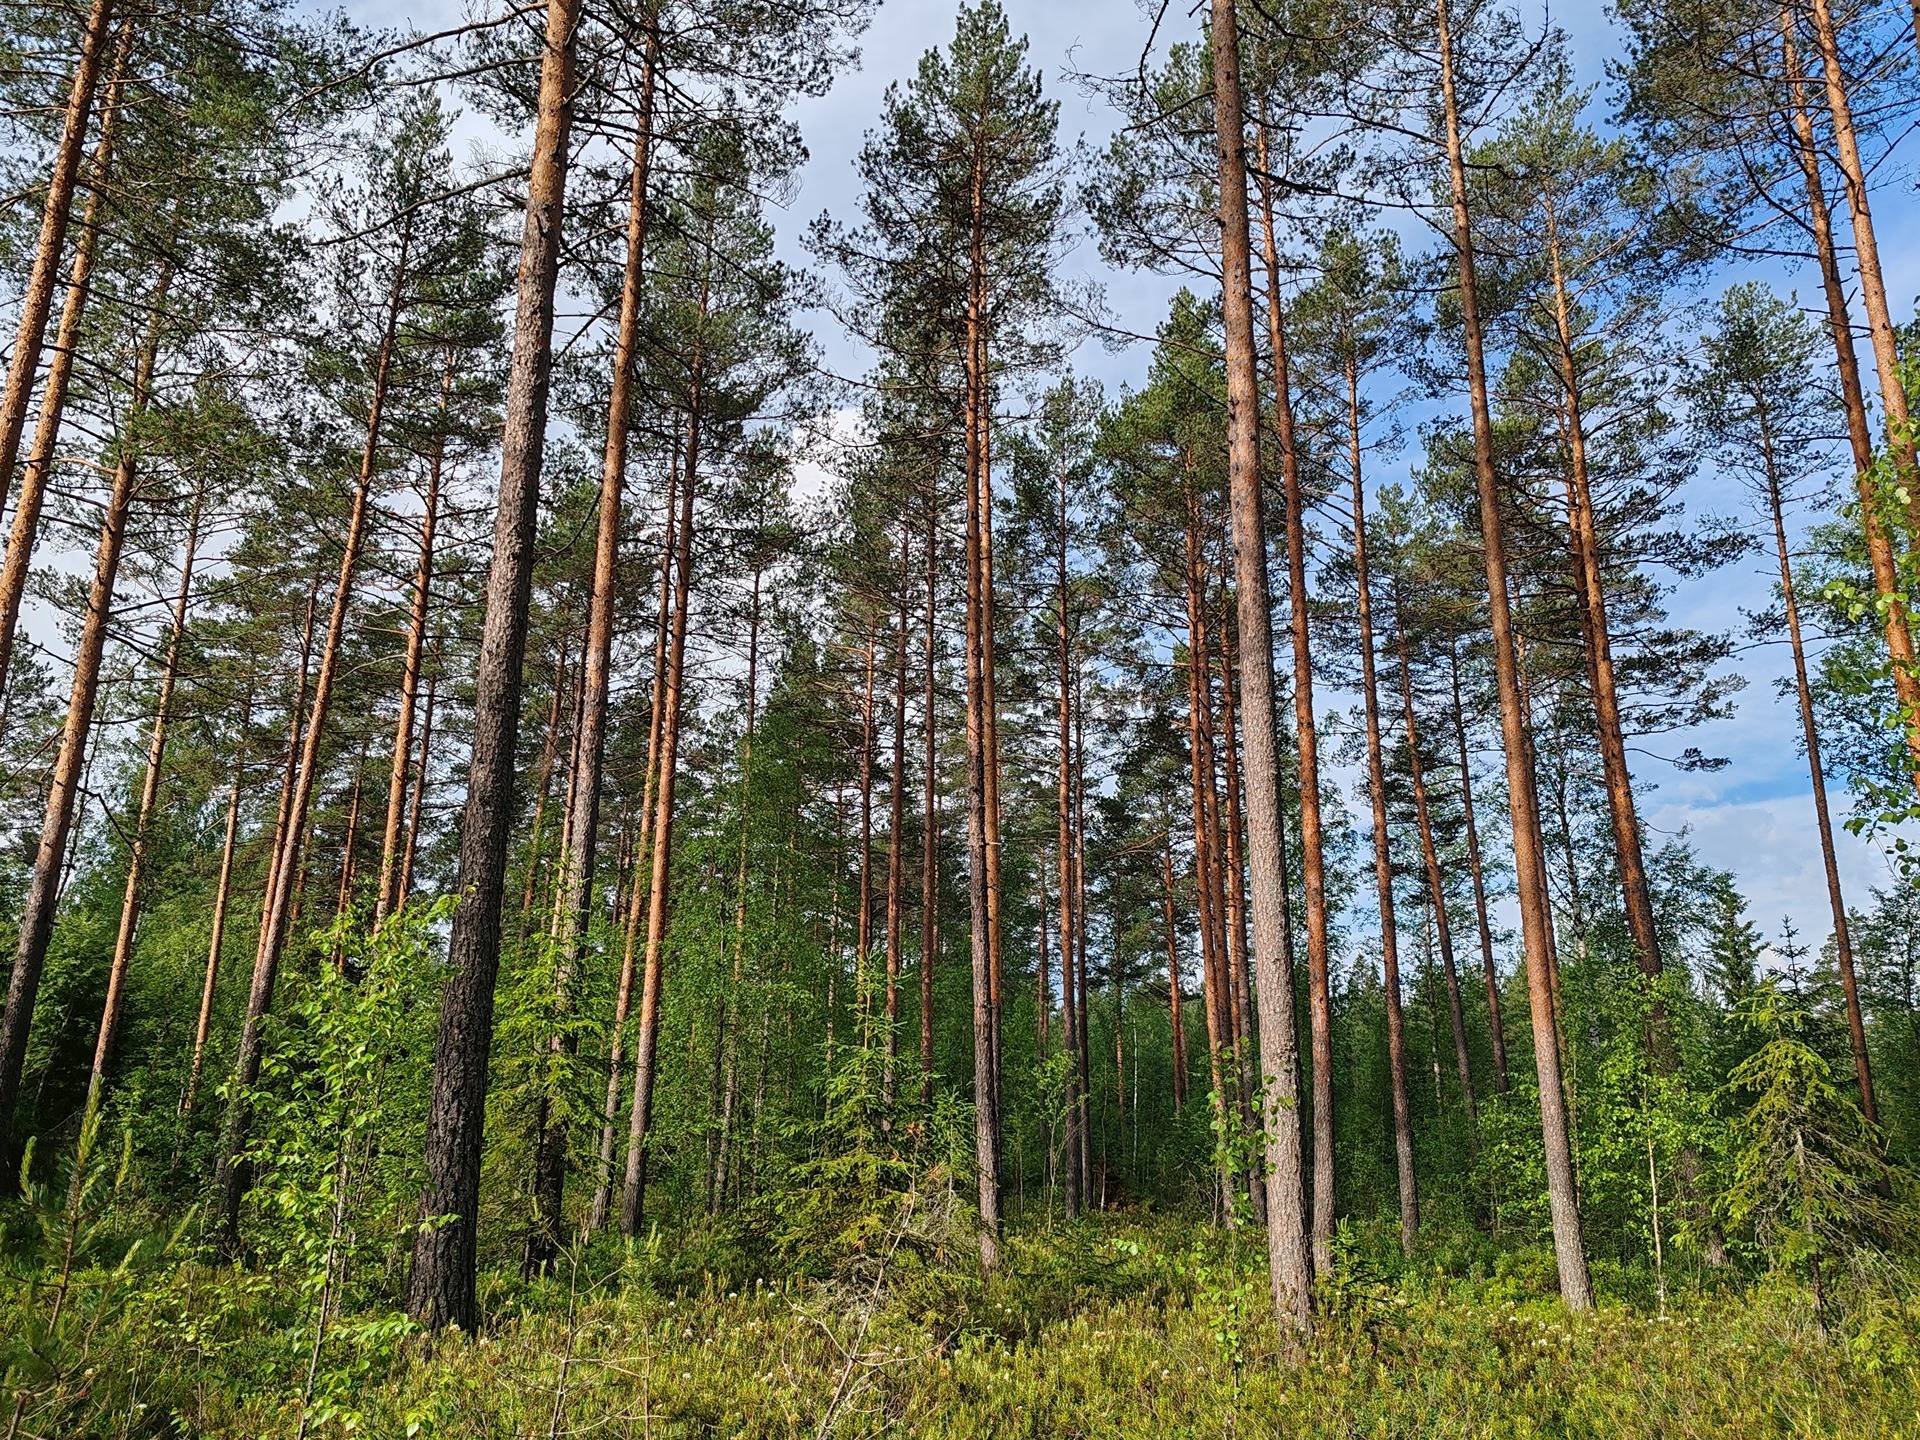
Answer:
top-left (1805, 0), bottom-right (1920, 541)
top-left (527, 38), bottom-right (657, 1266)
top-left (962, 145), bottom-right (1003, 1269)
top-left (1397, 616), bottom-right (1476, 1121)
top-left (1762, 449), bottom-right (1877, 1121)
top-left (399, 662), bottom-right (435, 904)
top-left (1054, 447), bottom-right (1082, 1215)
top-left (884, 535), bottom-right (909, 1099)
top-left (1216, 596), bottom-right (1265, 1225)
top-left (407, 0), bottom-right (580, 1330)
top-left (183, 695), bottom-right (248, 1117)
top-left (590, 457), bottom-right (679, 1231)
top-left (1434, 0), bottom-right (1590, 1309)
top-left (218, 218), bottom-right (410, 1251)
top-left (1448, 646), bottom-right (1508, 1092)
top-left (1542, 195), bottom-right (1663, 983)
top-left (0, 250), bottom-right (169, 1154)
top-left (1777, 10), bottom-right (1920, 793)
top-left (620, 248), bottom-right (711, 1236)
top-left (1208, 7), bottom-right (1312, 1331)
top-left (919, 477), bottom-right (939, 1101)
top-left (0, 13), bottom-right (133, 704)
top-left (1184, 494), bottom-right (1235, 1217)
top-left (713, 568), bottom-right (763, 1206)
top-left (89, 483), bottom-right (204, 1108)
top-left (1346, 368), bottom-right (1418, 1254)
top-left (1160, 846), bottom-right (1188, 1110)
top-left (1255, 127), bottom-right (1335, 1277)
top-left (856, 626), bottom-right (877, 1027)
top-left (376, 361), bottom-right (449, 926)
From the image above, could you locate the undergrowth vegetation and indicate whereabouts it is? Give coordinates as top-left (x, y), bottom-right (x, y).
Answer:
top-left (6, 1195), bottom-right (1918, 1438)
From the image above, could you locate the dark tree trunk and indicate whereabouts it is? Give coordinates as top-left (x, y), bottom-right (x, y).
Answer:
top-left (1347, 378), bottom-right (1418, 1255)
top-left (1449, 646), bottom-right (1508, 1093)
top-left (89, 481), bottom-right (202, 1108)
top-left (407, 0), bottom-right (580, 1331)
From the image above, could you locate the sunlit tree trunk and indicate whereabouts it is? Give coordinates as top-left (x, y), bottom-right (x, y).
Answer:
top-left (1805, 0), bottom-right (1919, 534)
top-left (1775, 11), bottom-right (1920, 793)
top-left (1055, 445), bottom-right (1082, 1215)
top-left (182, 696), bottom-right (249, 1118)
top-left (1072, 673), bottom-right (1093, 1201)
top-left (1216, 594), bottom-right (1265, 1225)
top-left (376, 360), bottom-right (450, 926)
top-left (517, 651), bottom-right (569, 940)
top-left (398, 661), bottom-right (435, 906)
top-left (331, 761), bottom-right (366, 939)
top-left (962, 144), bottom-right (1003, 1268)
top-left (1434, 0), bottom-right (1590, 1309)
top-left (1397, 616), bottom-right (1476, 1122)
top-left (919, 480), bottom-right (938, 1102)
top-left (1185, 491), bottom-right (1235, 1216)
top-left (0, 250), bottom-right (170, 1155)
top-left (1759, 435), bottom-right (1877, 1122)
top-left (589, 454), bottom-right (678, 1225)
top-left (253, 575), bottom-right (319, 1038)
top-left (713, 567), bottom-right (763, 1206)
top-left (1210, 18), bottom-right (1312, 1330)
top-left (1160, 845), bottom-right (1188, 1110)
top-left (1542, 194), bottom-right (1663, 985)
top-left (856, 624), bottom-right (878, 1035)
top-left (620, 250), bottom-right (711, 1236)
top-left (528, 40), bottom-right (657, 1265)
top-left (0, 13), bottom-right (133, 705)
top-left (1254, 126), bottom-right (1335, 1278)
top-left (884, 530), bottom-right (909, 1100)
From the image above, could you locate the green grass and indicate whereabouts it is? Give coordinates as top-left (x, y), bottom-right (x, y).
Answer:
top-left (8, 1217), bottom-right (1920, 1437)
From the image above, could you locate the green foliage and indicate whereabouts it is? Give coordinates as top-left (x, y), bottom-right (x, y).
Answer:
top-left (10, 1214), bottom-right (1920, 1438)
top-left (1713, 981), bottom-right (1917, 1293)
top-left (767, 1037), bottom-right (972, 1287)
top-left (228, 899), bottom-right (450, 1430)
top-left (1, 1109), bottom-right (186, 1437)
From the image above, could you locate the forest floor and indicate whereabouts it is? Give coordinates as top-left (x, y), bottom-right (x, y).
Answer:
top-left (8, 1213), bottom-right (1920, 1438)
